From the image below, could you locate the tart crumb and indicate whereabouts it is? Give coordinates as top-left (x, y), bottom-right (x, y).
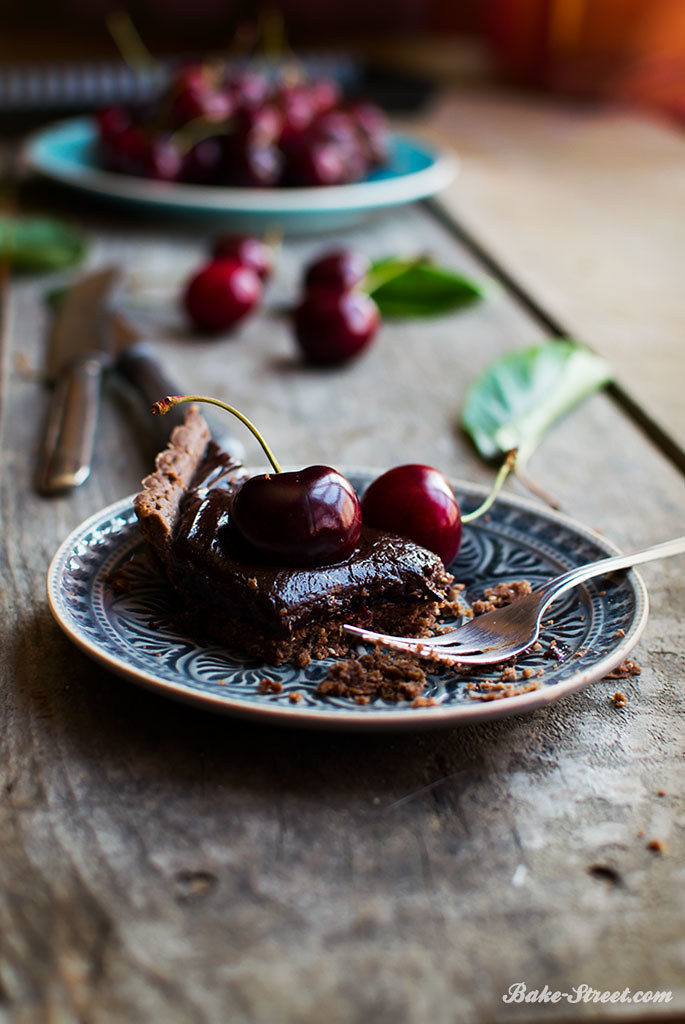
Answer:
top-left (647, 838), bottom-right (665, 853)
top-left (318, 650), bottom-right (428, 704)
top-left (258, 678), bottom-right (283, 695)
top-left (605, 659), bottom-right (642, 679)
top-left (470, 579), bottom-right (532, 615)
top-left (288, 691), bottom-right (303, 704)
top-left (611, 691), bottom-right (628, 709)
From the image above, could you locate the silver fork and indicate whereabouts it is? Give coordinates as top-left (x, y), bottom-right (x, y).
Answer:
top-left (343, 536), bottom-right (685, 666)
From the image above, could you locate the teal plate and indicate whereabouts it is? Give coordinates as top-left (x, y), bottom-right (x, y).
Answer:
top-left (46, 473), bottom-right (649, 731)
top-left (23, 116), bottom-right (457, 232)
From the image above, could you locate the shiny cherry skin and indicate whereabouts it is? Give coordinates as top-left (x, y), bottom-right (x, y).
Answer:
top-left (230, 466), bottom-right (362, 566)
top-left (284, 136), bottom-right (348, 187)
top-left (96, 105), bottom-right (132, 144)
top-left (294, 288), bottom-right (380, 365)
top-left (361, 464), bottom-right (462, 565)
top-left (180, 136), bottom-right (224, 184)
top-left (304, 249), bottom-right (370, 292)
top-left (183, 259), bottom-right (262, 333)
top-left (139, 136), bottom-right (182, 181)
top-left (223, 136), bottom-right (283, 187)
top-left (212, 235), bottom-right (273, 280)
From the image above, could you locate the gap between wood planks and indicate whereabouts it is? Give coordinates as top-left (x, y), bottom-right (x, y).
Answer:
top-left (426, 197), bottom-right (685, 479)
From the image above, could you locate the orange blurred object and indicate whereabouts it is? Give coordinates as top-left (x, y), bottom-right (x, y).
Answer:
top-left (485, 0), bottom-right (685, 119)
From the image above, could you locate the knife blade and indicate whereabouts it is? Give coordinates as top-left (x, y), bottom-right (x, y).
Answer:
top-left (111, 311), bottom-right (246, 462)
top-left (38, 267), bottom-right (119, 495)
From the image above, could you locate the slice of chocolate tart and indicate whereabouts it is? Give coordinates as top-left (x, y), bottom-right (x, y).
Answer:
top-left (134, 407), bottom-right (453, 666)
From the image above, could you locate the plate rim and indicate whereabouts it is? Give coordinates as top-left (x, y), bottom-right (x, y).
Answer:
top-left (46, 475), bottom-right (650, 731)
top-left (22, 116), bottom-right (458, 215)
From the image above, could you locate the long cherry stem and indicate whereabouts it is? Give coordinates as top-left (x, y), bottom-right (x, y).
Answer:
top-left (461, 449), bottom-right (517, 523)
top-left (151, 394), bottom-right (283, 473)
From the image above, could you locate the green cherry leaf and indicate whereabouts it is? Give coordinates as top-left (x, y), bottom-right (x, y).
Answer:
top-left (0, 215), bottom-right (87, 272)
top-left (366, 258), bottom-right (487, 318)
top-left (461, 339), bottom-right (613, 467)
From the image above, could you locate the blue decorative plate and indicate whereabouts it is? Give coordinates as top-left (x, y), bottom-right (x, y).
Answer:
top-left (47, 472), bottom-right (649, 730)
top-left (23, 117), bottom-right (457, 233)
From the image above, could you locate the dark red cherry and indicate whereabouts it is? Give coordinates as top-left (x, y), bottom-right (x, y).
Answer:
top-left (294, 289), bottom-right (380, 365)
top-left (180, 136), bottom-right (224, 184)
top-left (169, 82), bottom-right (233, 128)
top-left (223, 136), bottom-right (283, 187)
top-left (225, 70), bottom-right (271, 111)
top-left (234, 104), bottom-right (283, 143)
top-left (347, 101), bottom-right (390, 166)
top-left (275, 84), bottom-right (316, 136)
top-left (309, 78), bottom-right (341, 114)
top-left (96, 105), bottom-right (132, 143)
top-left (212, 235), bottom-right (273, 280)
top-left (105, 124), bottom-right (147, 174)
top-left (284, 137), bottom-right (347, 187)
top-left (183, 259), bottom-right (262, 333)
top-left (139, 137), bottom-right (182, 181)
top-left (304, 249), bottom-right (370, 292)
top-left (230, 466), bottom-right (362, 566)
top-left (361, 465), bottom-right (462, 565)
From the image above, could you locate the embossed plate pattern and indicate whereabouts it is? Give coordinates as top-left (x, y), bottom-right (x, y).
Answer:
top-left (47, 474), bottom-right (649, 730)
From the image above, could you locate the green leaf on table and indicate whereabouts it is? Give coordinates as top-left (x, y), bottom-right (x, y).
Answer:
top-left (0, 215), bottom-right (87, 272)
top-left (461, 339), bottom-right (613, 467)
top-left (366, 258), bottom-right (487, 318)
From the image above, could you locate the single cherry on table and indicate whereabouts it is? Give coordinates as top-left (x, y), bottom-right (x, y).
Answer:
top-left (183, 259), bottom-right (262, 333)
top-left (303, 249), bottom-right (370, 292)
top-left (212, 235), bottom-right (274, 281)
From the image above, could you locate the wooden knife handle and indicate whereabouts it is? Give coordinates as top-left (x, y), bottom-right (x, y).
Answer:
top-left (37, 357), bottom-right (102, 495)
top-left (118, 343), bottom-right (246, 459)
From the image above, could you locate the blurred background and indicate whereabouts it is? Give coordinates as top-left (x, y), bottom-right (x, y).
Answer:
top-left (2, 0), bottom-right (685, 129)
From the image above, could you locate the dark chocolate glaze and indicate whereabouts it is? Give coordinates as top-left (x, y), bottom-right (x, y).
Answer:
top-left (169, 442), bottom-right (447, 637)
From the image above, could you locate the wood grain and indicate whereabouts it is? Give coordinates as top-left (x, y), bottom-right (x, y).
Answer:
top-left (1, 197), bottom-right (684, 1023)
top-left (412, 88), bottom-right (685, 469)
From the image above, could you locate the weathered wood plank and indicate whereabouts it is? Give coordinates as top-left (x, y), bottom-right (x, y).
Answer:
top-left (412, 89), bottom-right (685, 467)
top-left (1, 197), bottom-right (684, 1024)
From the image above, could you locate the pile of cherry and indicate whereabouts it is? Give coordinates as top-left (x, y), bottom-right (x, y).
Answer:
top-left (96, 63), bottom-right (389, 188)
top-left (156, 395), bottom-right (463, 568)
top-left (183, 236), bottom-right (380, 365)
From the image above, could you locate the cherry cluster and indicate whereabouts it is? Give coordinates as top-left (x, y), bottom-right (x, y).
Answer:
top-left (182, 236), bottom-right (381, 366)
top-left (232, 462), bottom-right (462, 568)
top-left (96, 63), bottom-right (389, 188)
top-left (293, 249), bottom-right (380, 365)
top-left (155, 395), bottom-right (463, 568)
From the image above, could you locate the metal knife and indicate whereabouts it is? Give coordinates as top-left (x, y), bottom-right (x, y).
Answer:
top-left (112, 312), bottom-right (246, 461)
top-left (37, 267), bottom-right (119, 495)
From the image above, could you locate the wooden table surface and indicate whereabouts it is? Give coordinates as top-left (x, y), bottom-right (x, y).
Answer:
top-left (1, 86), bottom-right (684, 1024)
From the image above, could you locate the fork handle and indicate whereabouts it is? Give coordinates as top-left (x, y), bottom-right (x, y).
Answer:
top-left (537, 536), bottom-right (685, 605)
